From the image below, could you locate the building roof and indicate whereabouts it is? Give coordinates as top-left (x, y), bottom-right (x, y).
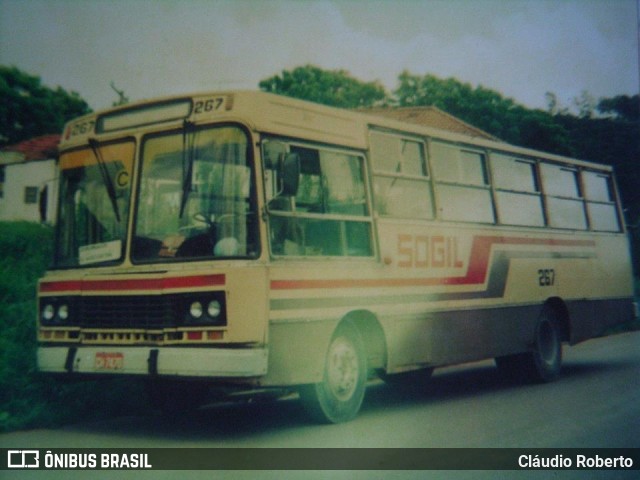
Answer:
top-left (362, 106), bottom-right (501, 141)
top-left (0, 134), bottom-right (60, 164)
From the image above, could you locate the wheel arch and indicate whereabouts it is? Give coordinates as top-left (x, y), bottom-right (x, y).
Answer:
top-left (339, 309), bottom-right (387, 373)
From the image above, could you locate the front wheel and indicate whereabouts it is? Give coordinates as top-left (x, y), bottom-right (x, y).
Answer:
top-left (300, 322), bottom-right (367, 423)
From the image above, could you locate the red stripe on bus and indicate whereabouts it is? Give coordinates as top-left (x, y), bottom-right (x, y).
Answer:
top-left (39, 274), bottom-right (225, 293)
top-left (271, 236), bottom-right (595, 291)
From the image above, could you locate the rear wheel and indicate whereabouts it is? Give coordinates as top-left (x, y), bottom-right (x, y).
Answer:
top-left (528, 311), bottom-right (562, 381)
top-left (496, 308), bottom-right (562, 383)
top-left (300, 322), bottom-right (367, 423)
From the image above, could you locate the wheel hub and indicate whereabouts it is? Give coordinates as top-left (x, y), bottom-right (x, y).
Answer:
top-left (326, 337), bottom-right (359, 402)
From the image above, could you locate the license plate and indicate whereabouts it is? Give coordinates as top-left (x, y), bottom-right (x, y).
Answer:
top-left (95, 352), bottom-right (124, 371)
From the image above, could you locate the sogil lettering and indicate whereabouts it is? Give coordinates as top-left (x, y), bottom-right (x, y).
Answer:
top-left (397, 234), bottom-right (464, 269)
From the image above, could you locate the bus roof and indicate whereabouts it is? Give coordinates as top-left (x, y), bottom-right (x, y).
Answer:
top-left (61, 90), bottom-right (612, 172)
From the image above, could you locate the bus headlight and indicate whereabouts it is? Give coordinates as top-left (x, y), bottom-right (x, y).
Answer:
top-left (42, 304), bottom-right (55, 322)
top-left (40, 299), bottom-right (74, 325)
top-left (207, 300), bottom-right (222, 318)
top-left (58, 304), bottom-right (69, 321)
top-left (184, 294), bottom-right (226, 325)
top-left (190, 301), bottom-right (204, 319)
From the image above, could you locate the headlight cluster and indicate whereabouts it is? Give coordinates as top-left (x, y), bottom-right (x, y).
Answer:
top-left (40, 298), bottom-right (73, 326)
top-left (184, 294), bottom-right (226, 326)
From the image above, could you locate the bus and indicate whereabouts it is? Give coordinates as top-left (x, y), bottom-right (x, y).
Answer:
top-left (37, 91), bottom-right (637, 423)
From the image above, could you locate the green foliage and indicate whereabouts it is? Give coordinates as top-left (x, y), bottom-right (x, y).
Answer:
top-left (598, 94), bottom-right (640, 122)
top-left (259, 64), bottom-right (387, 108)
top-left (0, 222), bottom-right (53, 303)
top-left (0, 65), bottom-right (91, 146)
top-left (393, 71), bottom-right (575, 155)
top-left (0, 222), bottom-right (146, 432)
top-left (0, 222), bottom-right (53, 430)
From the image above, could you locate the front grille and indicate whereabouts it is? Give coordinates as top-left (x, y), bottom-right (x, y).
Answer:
top-left (78, 295), bottom-right (178, 328)
top-left (40, 291), bottom-right (227, 330)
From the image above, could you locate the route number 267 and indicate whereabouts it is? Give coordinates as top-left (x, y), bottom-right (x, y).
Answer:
top-left (193, 97), bottom-right (225, 114)
top-left (538, 269), bottom-right (556, 286)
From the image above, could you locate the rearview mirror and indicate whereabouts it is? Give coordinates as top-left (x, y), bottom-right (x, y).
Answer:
top-left (279, 153), bottom-right (300, 197)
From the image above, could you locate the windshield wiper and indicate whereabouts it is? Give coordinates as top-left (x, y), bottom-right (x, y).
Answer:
top-left (88, 138), bottom-right (121, 223)
top-left (179, 120), bottom-right (196, 219)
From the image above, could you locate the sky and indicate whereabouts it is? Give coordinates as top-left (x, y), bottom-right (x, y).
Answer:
top-left (0, 0), bottom-right (638, 112)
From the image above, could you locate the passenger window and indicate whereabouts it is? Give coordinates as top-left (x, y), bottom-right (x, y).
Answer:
top-left (583, 171), bottom-right (614, 202)
top-left (431, 141), bottom-right (494, 224)
top-left (431, 143), bottom-right (488, 186)
top-left (491, 154), bottom-right (538, 193)
top-left (374, 176), bottom-right (434, 219)
top-left (541, 164), bottom-right (581, 198)
top-left (583, 171), bottom-right (620, 232)
top-left (265, 140), bottom-right (373, 257)
top-left (370, 132), bottom-right (427, 176)
top-left (370, 131), bottom-right (433, 220)
top-left (541, 163), bottom-right (586, 230)
top-left (319, 150), bottom-right (368, 216)
top-left (491, 154), bottom-right (544, 227)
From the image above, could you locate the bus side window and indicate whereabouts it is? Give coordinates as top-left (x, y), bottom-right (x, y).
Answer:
top-left (370, 131), bottom-right (434, 220)
top-left (541, 164), bottom-right (587, 230)
top-left (431, 142), bottom-right (494, 224)
top-left (491, 154), bottom-right (545, 227)
top-left (583, 171), bottom-right (620, 232)
top-left (266, 141), bottom-right (373, 257)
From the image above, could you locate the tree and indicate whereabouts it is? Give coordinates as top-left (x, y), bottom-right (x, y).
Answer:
top-left (545, 92), bottom-right (569, 116)
top-left (259, 65), bottom-right (387, 108)
top-left (110, 81), bottom-right (129, 107)
top-left (0, 66), bottom-right (91, 146)
top-left (572, 90), bottom-right (597, 119)
top-left (597, 94), bottom-right (640, 122)
top-left (393, 71), bottom-right (574, 155)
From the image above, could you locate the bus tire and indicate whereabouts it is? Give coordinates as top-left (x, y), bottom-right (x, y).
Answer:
top-left (496, 308), bottom-right (562, 383)
top-left (300, 321), bottom-right (367, 424)
top-left (527, 308), bottom-right (563, 382)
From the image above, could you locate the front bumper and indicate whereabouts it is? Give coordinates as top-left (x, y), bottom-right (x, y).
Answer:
top-left (38, 345), bottom-right (268, 378)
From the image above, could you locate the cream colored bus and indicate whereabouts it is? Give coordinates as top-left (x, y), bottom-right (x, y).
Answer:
top-left (37, 91), bottom-right (636, 423)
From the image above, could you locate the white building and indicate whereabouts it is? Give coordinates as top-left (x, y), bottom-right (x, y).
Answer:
top-left (0, 135), bottom-right (60, 224)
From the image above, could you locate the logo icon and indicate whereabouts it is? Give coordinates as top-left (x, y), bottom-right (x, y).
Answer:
top-left (7, 450), bottom-right (39, 468)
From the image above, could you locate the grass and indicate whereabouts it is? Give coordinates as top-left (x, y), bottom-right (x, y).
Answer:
top-left (0, 222), bottom-right (53, 430)
top-left (0, 221), bottom-right (146, 432)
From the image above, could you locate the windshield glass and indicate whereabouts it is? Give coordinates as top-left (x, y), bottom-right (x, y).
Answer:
top-left (133, 125), bottom-right (258, 262)
top-left (55, 140), bottom-right (135, 268)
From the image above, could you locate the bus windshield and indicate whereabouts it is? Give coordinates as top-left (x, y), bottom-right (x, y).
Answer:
top-left (132, 124), bottom-right (258, 262)
top-left (55, 140), bottom-right (135, 268)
